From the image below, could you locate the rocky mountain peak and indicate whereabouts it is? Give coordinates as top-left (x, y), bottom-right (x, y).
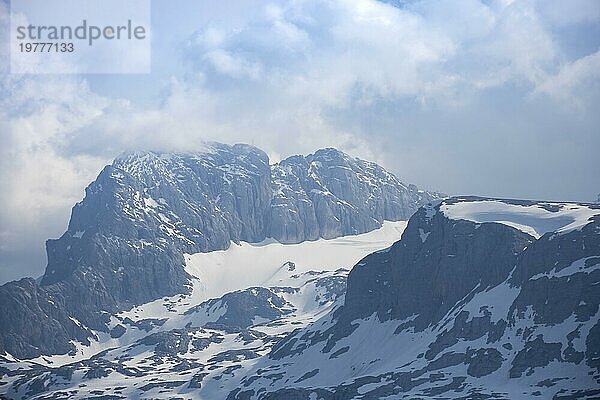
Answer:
top-left (0, 143), bottom-right (442, 360)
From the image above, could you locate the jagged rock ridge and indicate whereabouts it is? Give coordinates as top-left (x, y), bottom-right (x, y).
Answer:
top-left (269, 148), bottom-right (438, 242)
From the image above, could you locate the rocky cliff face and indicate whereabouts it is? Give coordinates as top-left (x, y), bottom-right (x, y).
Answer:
top-left (0, 143), bottom-right (440, 359)
top-left (268, 148), bottom-right (440, 243)
top-left (341, 204), bottom-right (533, 330)
top-left (0, 278), bottom-right (92, 359)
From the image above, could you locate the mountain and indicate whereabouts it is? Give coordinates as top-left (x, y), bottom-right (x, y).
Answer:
top-left (232, 197), bottom-right (600, 399)
top-left (3, 143), bottom-right (597, 400)
top-left (0, 143), bottom-right (442, 360)
top-left (2, 196), bottom-right (598, 399)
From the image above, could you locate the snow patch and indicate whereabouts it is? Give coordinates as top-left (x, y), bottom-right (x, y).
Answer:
top-left (184, 221), bottom-right (407, 302)
top-left (418, 228), bottom-right (430, 243)
top-left (143, 197), bottom-right (159, 208)
top-left (440, 200), bottom-right (599, 238)
top-left (530, 257), bottom-right (600, 280)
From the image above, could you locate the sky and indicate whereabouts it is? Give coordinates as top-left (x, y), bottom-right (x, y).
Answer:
top-left (0, 0), bottom-right (599, 283)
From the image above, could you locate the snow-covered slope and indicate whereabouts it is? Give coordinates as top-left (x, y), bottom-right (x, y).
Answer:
top-left (0, 222), bottom-right (407, 399)
top-left (184, 221), bottom-right (406, 301)
top-left (440, 197), bottom-right (599, 238)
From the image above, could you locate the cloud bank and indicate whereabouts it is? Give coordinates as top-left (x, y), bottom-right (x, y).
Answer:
top-left (1, 0), bottom-right (599, 282)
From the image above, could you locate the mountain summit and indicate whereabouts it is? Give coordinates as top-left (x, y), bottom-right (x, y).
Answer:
top-left (0, 143), bottom-right (442, 359)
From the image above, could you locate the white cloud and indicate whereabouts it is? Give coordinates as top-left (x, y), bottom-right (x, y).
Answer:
top-left (0, 74), bottom-right (111, 281)
top-left (204, 48), bottom-right (263, 79)
top-left (534, 50), bottom-right (600, 107)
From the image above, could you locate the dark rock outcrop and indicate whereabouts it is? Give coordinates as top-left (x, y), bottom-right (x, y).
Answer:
top-left (0, 278), bottom-right (91, 359)
top-left (185, 287), bottom-right (295, 332)
top-left (341, 205), bottom-right (533, 330)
